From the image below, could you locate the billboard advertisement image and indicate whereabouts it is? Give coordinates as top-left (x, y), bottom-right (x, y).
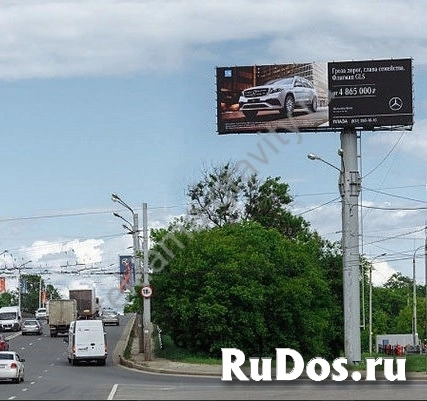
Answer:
top-left (216, 58), bottom-right (413, 134)
top-left (119, 255), bottom-right (134, 292)
top-left (217, 62), bottom-right (328, 134)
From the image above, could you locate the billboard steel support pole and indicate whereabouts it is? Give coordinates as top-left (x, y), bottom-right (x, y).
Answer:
top-left (339, 128), bottom-right (361, 364)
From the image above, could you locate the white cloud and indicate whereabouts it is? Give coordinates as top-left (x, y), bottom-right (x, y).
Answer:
top-left (372, 261), bottom-right (396, 287)
top-left (0, 0), bottom-right (426, 80)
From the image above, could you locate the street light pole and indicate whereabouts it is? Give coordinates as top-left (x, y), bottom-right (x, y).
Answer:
top-left (413, 244), bottom-right (425, 346)
top-left (17, 260), bottom-right (32, 311)
top-left (112, 193), bottom-right (146, 355)
top-left (424, 232), bottom-right (427, 349)
top-left (368, 253), bottom-right (386, 355)
top-left (142, 203), bottom-right (152, 360)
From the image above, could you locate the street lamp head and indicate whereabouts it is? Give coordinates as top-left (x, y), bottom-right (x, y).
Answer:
top-left (338, 148), bottom-right (344, 157)
top-left (122, 224), bottom-right (133, 233)
top-left (112, 212), bottom-right (121, 218)
top-left (307, 152), bottom-right (341, 172)
top-left (111, 192), bottom-right (134, 215)
top-left (18, 260), bottom-right (32, 269)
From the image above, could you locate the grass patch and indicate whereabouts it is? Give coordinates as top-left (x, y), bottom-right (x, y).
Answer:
top-left (336, 352), bottom-right (427, 372)
top-left (154, 334), bottom-right (221, 365)
top-left (151, 335), bottom-right (427, 372)
top-left (123, 328), bottom-right (134, 360)
top-left (402, 353), bottom-right (427, 372)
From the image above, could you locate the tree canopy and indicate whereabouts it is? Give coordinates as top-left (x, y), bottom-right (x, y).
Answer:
top-left (187, 161), bottom-right (311, 239)
top-left (150, 221), bottom-right (342, 359)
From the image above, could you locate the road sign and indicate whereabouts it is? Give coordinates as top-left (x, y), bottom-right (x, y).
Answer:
top-left (141, 286), bottom-right (153, 298)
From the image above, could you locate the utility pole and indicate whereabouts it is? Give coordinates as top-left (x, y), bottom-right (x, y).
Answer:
top-left (369, 262), bottom-right (373, 354)
top-left (412, 243), bottom-right (425, 347)
top-left (368, 253), bottom-right (386, 355)
top-left (132, 212), bottom-right (144, 354)
top-left (413, 249), bottom-right (418, 346)
top-left (425, 228), bottom-right (427, 349)
top-left (17, 260), bottom-right (32, 312)
top-left (142, 202), bottom-right (153, 360)
top-left (112, 193), bottom-right (144, 353)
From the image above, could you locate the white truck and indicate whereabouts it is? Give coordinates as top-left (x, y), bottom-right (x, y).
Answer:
top-left (0, 306), bottom-right (22, 332)
top-left (47, 299), bottom-right (77, 337)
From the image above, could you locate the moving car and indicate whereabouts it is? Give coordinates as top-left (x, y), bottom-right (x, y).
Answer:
top-left (0, 334), bottom-right (9, 351)
top-left (65, 319), bottom-right (107, 366)
top-left (35, 307), bottom-right (47, 320)
top-left (21, 319), bottom-right (42, 335)
top-left (100, 310), bottom-right (120, 326)
top-left (239, 75), bottom-right (318, 120)
top-left (0, 351), bottom-right (25, 383)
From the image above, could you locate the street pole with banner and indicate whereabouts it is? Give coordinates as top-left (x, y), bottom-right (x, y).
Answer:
top-left (142, 203), bottom-right (153, 360)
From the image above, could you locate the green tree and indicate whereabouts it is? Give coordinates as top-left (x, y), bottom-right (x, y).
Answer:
top-left (187, 161), bottom-right (311, 239)
top-left (187, 161), bottom-right (243, 227)
top-left (151, 221), bottom-right (341, 360)
top-left (0, 291), bottom-right (14, 308)
top-left (244, 175), bottom-right (310, 239)
top-left (16, 275), bottom-right (62, 313)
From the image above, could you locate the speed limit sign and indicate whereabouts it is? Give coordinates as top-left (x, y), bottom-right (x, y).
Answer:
top-left (141, 285), bottom-right (153, 298)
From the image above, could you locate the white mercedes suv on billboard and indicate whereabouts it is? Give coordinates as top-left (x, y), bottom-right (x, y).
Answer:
top-left (239, 76), bottom-right (318, 120)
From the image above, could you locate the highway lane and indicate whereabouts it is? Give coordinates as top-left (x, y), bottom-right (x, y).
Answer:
top-left (2, 317), bottom-right (427, 400)
top-left (0, 316), bottom-right (219, 400)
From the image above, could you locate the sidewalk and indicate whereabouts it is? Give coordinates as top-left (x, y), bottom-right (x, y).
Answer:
top-left (115, 314), bottom-right (223, 376)
top-left (114, 314), bottom-right (427, 380)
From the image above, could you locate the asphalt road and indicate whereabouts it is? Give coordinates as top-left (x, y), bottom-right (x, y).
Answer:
top-left (2, 316), bottom-right (427, 400)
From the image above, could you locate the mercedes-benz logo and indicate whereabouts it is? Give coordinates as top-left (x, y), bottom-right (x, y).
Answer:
top-left (389, 97), bottom-right (403, 111)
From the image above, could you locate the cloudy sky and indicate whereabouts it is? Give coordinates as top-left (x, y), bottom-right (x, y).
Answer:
top-left (0, 0), bottom-right (427, 310)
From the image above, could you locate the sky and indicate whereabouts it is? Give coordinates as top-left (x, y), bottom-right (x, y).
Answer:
top-left (1, 0), bottom-right (427, 312)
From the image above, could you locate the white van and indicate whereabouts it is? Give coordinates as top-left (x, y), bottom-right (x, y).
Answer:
top-left (65, 320), bottom-right (107, 366)
top-left (0, 306), bottom-right (22, 332)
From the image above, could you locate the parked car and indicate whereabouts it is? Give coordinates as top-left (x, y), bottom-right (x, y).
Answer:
top-left (239, 75), bottom-right (318, 119)
top-left (100, 310), bottom-right (120, 326)
top-left (0, 334), bottom-right (9, 351)
top-left (0, 351), bottom-right (25, 383)
top-left (35, 307), bottom-right (47, 320)
top-left (21, 319), bottom-right (42, 335)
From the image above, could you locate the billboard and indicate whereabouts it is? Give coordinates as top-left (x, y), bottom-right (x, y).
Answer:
top-left (216, 58), bottom-right (413, 134)
top-left (119, 255), bottom-right (134, 292)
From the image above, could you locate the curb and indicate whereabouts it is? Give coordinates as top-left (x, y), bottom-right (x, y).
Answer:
top-left (114, 315), bottom-right (427, 380)
top-left (113, 313), bottom-right (136, 366)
